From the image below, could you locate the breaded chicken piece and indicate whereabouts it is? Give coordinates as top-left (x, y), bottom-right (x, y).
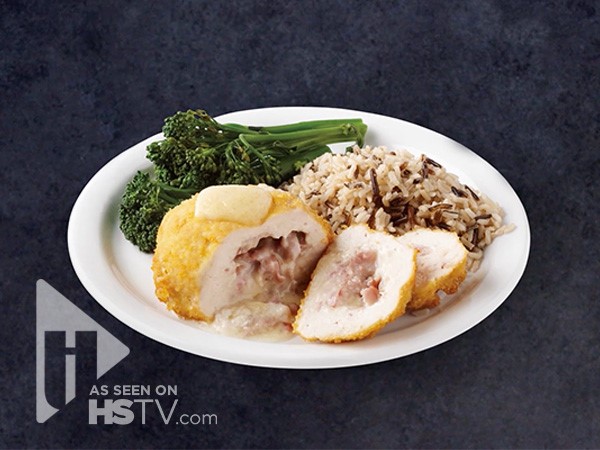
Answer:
top-left (398, 228), bottom-right (468, 311)
top-left (152, 185), bottom-right (333, 323)
top-left (294, 225), bottom-right (417, 343)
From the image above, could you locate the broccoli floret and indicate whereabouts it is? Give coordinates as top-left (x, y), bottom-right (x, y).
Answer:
top-left (146, 138), bottom-right (221, 189)
top-left (118, 171), bottom-right (197, 252)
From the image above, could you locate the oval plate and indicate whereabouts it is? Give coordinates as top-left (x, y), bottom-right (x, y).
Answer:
top-left (68, 107), bottom-right (530, 368)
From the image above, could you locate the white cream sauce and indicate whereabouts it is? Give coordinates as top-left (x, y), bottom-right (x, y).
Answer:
top-left (211, 301), bottom-right (295, 341)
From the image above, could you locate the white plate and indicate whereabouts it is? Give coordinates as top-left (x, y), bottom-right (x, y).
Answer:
top-left (68, 107), bottom-right (530, 369)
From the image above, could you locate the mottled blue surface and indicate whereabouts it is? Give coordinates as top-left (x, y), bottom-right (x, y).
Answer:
top-left (1, 0), bottom-right (599, 448)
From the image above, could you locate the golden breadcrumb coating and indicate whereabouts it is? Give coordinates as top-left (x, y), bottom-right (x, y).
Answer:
top-left (406, 253), bottom-right (467, 311)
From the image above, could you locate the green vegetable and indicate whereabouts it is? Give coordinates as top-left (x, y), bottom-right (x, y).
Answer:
top-left (146, 109), bottom-right (367, 189)
top-left (119, 109), bottom-right (368, 252)
top-left (118, 171), bottom-right (198, 253)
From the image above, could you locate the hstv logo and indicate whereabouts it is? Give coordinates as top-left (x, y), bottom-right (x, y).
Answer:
top-left (36, 280), bottom-right (129, 423)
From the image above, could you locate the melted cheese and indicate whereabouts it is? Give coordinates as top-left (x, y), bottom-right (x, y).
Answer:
top-left (194, 185), bottom-right (273, 226)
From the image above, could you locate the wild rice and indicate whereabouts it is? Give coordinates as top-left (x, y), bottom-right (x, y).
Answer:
top-left (282, 146), bottom-right (515, 271)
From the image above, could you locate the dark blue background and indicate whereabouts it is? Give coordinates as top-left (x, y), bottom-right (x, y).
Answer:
top-left (2, 0), bottom-right (599, 448)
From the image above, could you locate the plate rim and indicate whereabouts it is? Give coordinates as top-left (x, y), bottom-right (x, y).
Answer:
top-left (68, 106), bottom-right (531, 369)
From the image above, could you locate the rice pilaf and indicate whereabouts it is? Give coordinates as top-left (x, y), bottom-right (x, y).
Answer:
top-left (283, 146), bottom-right (514, 271)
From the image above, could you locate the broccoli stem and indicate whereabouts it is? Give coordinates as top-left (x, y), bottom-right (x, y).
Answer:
top-left (157, 183), bottom-right (199, 203)
top-left (239, 123), bottom-right (367, 148)
top-left (250, 118), bottom-right (366, 134)
top-left (276, 145), bottom-right (330, 180)
top-left (218, 122), bottom-right (262, 135)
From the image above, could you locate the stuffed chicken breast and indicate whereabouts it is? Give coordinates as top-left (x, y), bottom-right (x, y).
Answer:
top-left (152, 185), bottom-right (333, 337)
top-left (293, 225), bottom-right (417, 343)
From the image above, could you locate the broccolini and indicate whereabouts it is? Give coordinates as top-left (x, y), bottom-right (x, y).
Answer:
top-left (119, 109), bottom-right (368, 252)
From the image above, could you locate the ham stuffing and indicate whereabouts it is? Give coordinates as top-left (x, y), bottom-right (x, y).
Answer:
top-left (326, 250), bottom-right (381, 308)
top-left (234, 231), bottom-right (309, 303)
